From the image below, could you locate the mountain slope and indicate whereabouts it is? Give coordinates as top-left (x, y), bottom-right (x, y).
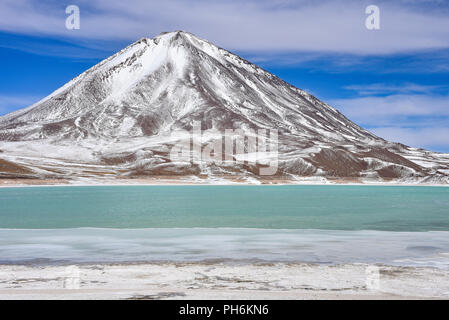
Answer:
top-left (0, 31), bottom-right (448, 184)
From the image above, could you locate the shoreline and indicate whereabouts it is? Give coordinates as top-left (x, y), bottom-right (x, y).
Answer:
top-left (1, 262), bottom-right (448, 300)
top-left (1, 178), bottom-right (448, 188)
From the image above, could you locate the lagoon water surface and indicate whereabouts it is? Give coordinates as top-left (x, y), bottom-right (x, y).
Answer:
top-left (1, 185), bottom-right (448, 230)
top-left (1, 185), bottom-right (448, 267)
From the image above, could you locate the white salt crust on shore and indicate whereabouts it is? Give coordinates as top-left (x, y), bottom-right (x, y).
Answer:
top-left (1, 262), bottom-right (448, 300)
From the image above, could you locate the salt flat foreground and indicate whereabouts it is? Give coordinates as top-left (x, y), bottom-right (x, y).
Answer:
top-left (1, 263), bottom-right (448, 300)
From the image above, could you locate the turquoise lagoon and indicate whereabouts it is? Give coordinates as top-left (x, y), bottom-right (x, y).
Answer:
top-left (0, 185), bottom-right (448, 267)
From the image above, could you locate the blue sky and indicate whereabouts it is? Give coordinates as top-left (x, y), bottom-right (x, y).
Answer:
top-left (1, 0), bottom-right (449, 152)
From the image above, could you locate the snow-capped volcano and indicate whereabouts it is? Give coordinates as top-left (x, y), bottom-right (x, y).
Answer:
top-left (0, 31), bottom-right (448, 184)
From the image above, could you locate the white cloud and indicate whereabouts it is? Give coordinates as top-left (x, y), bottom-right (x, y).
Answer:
top-left (1, 0), bottom-right (449, 54)
top-left (371, 127), bottom-right (449, 150)
top-left (344, 83), bottom-right (448, 96)
top-left (330, 94), bottom-right (449, 126)
top-left (329, 90), bottom-right (449, 151)
top-left (0, 95), bottom-right (41, 116)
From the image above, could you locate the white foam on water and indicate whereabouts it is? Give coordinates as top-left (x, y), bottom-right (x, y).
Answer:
top-left (1, 228), bottom-right (449, 268)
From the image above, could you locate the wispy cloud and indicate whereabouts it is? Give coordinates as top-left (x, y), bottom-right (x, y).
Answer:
top-left (331, 93), bottom-right (449, 126)
top-left (0, 94), bottom-right (41, 116)
top-left (371, 127), bottom-right (449, 150)
top-left (329, 83), bottom-right (449, 151)
top-left (1, 0), bottom-right (449, 55)
top-left (344, 83), bottom-right (448, 96)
